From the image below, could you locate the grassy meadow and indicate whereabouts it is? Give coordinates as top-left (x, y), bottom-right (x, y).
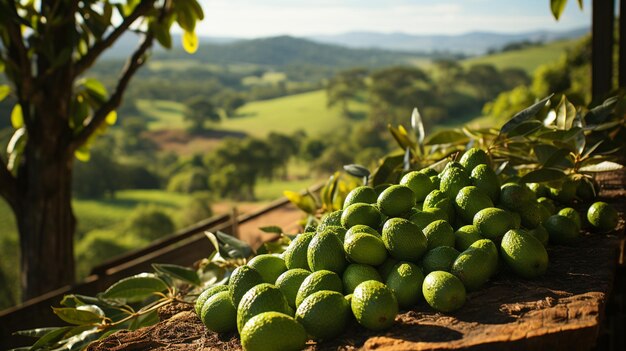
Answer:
top-left (462, 39), bottom-right (579, 74)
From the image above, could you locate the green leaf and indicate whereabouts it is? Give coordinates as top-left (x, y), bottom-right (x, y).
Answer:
top-left (371, 152), bottom-right (404, 186)
top-left (151, 22), bottom-right (172, 49)
top-left (11, 104), bottom-right (23, 128)
top-left (388, 124), bottom-right (415, 150)
top-left (507, 120), bottom-right (544, 137)
top-left (500, 95), bottom-right (553, 135)
top-left (28, 326), bottom-right (73, 350)
top-left (101, 273), bottom-right (168, 303)
top-left (581, 140), bottom-right (604, 159)
top-left (259, 226), bottom-right (283, 234)
top-left (577, 0), bottom-right (583, 9)
top-left (283, 190), bottom-right (317, 214)
top-left (579, 161), bottom-right (624, 173)
top-left (80, 78), bottom-right (108, 104)
top-left (13, 327), bottom-right (64, 339)
top-left (75, 145), bottom-right (91, 162)
top-left (411, 107), bottom-right (425, 150)
top-left (543, 148), bottom-right (572, 168)
top-left (152, 263), bottom-right (201, 286)
top-left (424, 129), bottom-right (468, 146)
top-left (551, 0), bottom-right (567, 20)
top-left (343, 164), bottom-right (370, 179)
top-left (52, 307), bottom-right (104, 325)
top-left (182, 30), bottom-right (198, 54)
top-left (105, 110), bottom-right (118, 125)
top-left (534, 144), bottom-right (560, 164)
top-left (519, 168), bottom-right (566, 183)
top-left (0, 85), bottom-right (9, 101)
top-left (204, 231), bottom-right (232, 259)
top-left (215, 231), bottom-right (253, 259)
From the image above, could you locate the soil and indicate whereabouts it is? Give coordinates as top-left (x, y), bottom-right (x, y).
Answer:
top-left (86, 171), bottom-right (626, 351)
top-left (144, 129), bottom-right (246, 156)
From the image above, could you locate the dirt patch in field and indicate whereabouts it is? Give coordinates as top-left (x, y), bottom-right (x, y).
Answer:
top-left (87, 171), bottom-right (626, 351)
top-left (144, 129), bottom-right (247, 155)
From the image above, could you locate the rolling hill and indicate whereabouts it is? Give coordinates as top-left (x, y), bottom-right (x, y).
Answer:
top-left (154, 35), bottom-right (433, 68)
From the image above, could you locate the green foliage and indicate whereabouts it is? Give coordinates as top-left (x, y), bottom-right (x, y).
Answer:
top-left (166, 167), bottom-right (210, 194)
top-left (184, 96), bottom-right (221, 132)
top-left (124, 205), bottom-right (175, 241)
top-left (75, 229), bottom-right (147, 278)
top-left (178, 193), bottom-right (214, 227)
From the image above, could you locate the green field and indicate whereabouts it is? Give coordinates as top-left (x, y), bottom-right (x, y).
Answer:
top-left (138, 89), bottom-right (367, 137)
top-left (462, 39), bottom-right (579, 74)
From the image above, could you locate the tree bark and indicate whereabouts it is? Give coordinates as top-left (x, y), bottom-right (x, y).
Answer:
top-left (16, 127), bottom-right (76, 301)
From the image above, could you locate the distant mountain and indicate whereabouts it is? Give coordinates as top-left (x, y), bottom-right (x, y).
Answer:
top-left (308, 27), bottom-right (589, 55)
top-left (154, 35), bottom-right (433, 68)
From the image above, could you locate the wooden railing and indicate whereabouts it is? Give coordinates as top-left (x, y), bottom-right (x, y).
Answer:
top-left (0, 195), bottom-right (299, 350)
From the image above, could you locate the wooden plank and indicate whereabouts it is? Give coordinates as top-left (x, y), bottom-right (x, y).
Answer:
top-left (620, 0), bottom-right (626, 88)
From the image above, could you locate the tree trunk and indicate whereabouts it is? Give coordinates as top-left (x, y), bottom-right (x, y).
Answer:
top-left (16, 143), bottom-right (76, 301)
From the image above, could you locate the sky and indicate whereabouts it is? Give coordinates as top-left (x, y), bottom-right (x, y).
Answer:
top-left (196, 0), bottom-right (592, 38)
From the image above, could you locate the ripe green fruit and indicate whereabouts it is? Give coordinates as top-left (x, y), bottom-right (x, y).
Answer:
top-left (518, 203), bottom-right (542, 229)
top-left (527, 183), bottom-right (549, 198)
top-left (440, 167), bottom-right (471, 199)
top-left (421, 246), bottom-right (460, 274)
top-left (321, 225), bottom-right (348, 242)
top-left (377, 257), bottom-right (400, 280)
top-left (558, 207), bottom-right (582, 231)
top-left (460, 148), bottom-right (490, 172)
top-left (386, 262), bottom-right (425, 308)
top-left (455, 186), bottom-right (494, 224)
top-left (420, 167), bottom-right (439, 177)
top-left (307, 231), bottom-right (347, 274)
top-left (451, 239), bottom-right (498, 291)
top-left (275, 269), bottom-right (311, 308)
top-left (295, 270), bottom-right (343, 308)
top-left (345, 224), bottom-right (380, 242)
top-left (343, 186), bottom-right (378, 208)
top-left (195, 285), bottom-right (228, 316)
top-left (473, 207), bottom-right (515, 241)
top-left (499, 183), bottom-right (535, 210)
top-left (248, 254), bottom-right (287, 284)
top-left (470, 164), bottom-right (501, 203)
top-left (400, 171), bottom-right (436, 202)
top-left (500, 229), bottom-right (548, 279)
top-left (422, 271), bottom-right (466, 312)
top-left (549, 178), bottom-right (578, 204)
top-left (318, 210), bottom-right (343, 232)
top-left (240, 312), bottom-right (306, 351)
top-left (377, 184), bottom-right (416, 217)
top-left (422, 219), bottom-right (455, 250)
top-left (295, 290), bottom-right (349, 340)
top-left (283, 232), bottom-right (314, 270)
top-left (236, 283), bottom-right (292, 332)
top-left (382, 217), bottom-right (428, 262)
top-left (423, 189), bottom-right (455, 221)
top-left (342, 263), bottom-right (383, 294)
top-left (409, 208), bottom-right (448, 229)
top-left (200, 291), bottom-right (237, 333)
top-left (454, 225), bottom-right (483, 251)
top-left (351, 280), bottom-right (398, 330)
top-left (537, 197), bottom-right (557, 214)
top-left (344, 232), bottom-right (387, 266)
top-left (544, 214), bottom-right (579, 245)
top-left (577, 179), bottom-right (598, 202)
top-left (587, 201), bottom-right (619, 232)
top-left (341, 203), bottom-right (383, 229)
top-left (229, 265), bottom-right (264, 307)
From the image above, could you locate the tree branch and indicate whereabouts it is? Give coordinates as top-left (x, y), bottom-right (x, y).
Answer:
top-left (0, 156), bottom-right (18, 212)
top-left (73, 0), bottom-right (156, 78)
top-left (1, 1), bottom-right (33, 96)
top-left (70, 32), bottom-right (154, 151)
